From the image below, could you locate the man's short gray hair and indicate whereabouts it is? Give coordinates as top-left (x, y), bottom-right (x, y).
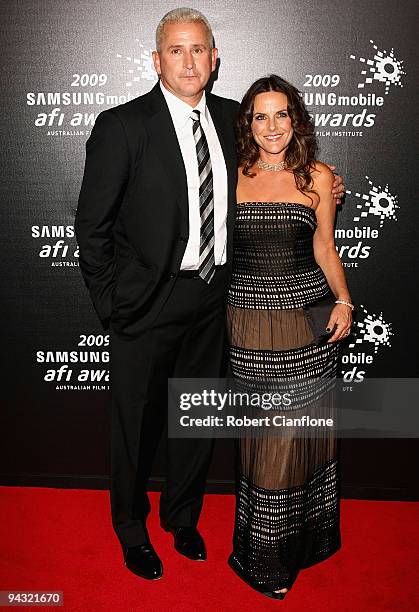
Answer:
top-left (155, 7), bottom-right (214, 52)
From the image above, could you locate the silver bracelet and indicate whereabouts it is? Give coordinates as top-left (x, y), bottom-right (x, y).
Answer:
top-left (335, 299), bottom-right (355, 310)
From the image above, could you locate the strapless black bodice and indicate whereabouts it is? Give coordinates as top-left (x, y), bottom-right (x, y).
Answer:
top-left (227, 202), bottom-right (330, 310)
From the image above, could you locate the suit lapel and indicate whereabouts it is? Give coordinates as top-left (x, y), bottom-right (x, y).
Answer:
top-left (206, 93), bottom-right (238, 262)
top-left (206, 94), bottom-right (237, 202)
top-left (146, 84), bottom-right (189, 225)
top-left (144, 84), bottom-right (237, 240)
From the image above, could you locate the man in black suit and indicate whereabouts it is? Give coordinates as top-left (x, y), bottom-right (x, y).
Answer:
top-left (75, 7), bottom-right (344, 581)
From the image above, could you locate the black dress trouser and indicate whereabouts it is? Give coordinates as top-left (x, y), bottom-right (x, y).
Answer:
top-left (109, 266), bottom-right (229, 547)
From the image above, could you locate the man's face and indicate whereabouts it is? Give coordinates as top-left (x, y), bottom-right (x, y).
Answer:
top-left (152, 21), bottom-right (217, 105)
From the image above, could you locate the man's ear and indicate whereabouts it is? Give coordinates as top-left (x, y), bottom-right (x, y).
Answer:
top-left (211, 47), bottom-right (218, 72)
top-left (152, 50), bottom-right (161, 75)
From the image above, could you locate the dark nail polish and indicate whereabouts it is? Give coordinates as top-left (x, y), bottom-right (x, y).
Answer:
top-left (326, 327), bottom-right (331, 332)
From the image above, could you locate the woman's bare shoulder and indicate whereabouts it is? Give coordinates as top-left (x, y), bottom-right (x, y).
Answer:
top-left (311, 160), bottom-right (334, 188)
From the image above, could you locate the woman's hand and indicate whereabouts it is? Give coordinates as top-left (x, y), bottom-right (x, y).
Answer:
top-left (326, 303), bottom-right (353, 343)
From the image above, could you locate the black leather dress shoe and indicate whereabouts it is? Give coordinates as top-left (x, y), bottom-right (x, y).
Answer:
top-left (163, 525), bottom-right (207, 561)
top-left (124, 543), bottom-right (163, 580)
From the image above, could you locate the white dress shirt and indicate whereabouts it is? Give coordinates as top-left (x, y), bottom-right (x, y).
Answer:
top-left (160, 81), bottom-right (228, 269)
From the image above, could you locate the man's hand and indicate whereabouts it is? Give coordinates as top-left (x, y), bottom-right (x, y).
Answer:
top-left (326, 164), bottom-right (345, 204)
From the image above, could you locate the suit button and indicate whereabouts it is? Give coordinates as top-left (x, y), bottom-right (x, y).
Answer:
top-left (169, 273), bottom-right (176, 279)
top-left (179, 237), bottom-right (187, 243)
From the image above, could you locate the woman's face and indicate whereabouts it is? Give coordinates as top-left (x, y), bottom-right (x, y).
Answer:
top-left (251, 91), bottom-right (293, 159)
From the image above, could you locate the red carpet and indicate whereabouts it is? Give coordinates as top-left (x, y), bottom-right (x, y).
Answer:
top-left (0, 487), bottom-right (418, 611)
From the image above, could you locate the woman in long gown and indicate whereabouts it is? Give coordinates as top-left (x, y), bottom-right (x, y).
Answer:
top-left (226, 75), bottom-right (353, 600)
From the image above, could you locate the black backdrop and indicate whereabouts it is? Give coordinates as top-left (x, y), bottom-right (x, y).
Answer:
top-left (1, 0), bottom-right (418, 499)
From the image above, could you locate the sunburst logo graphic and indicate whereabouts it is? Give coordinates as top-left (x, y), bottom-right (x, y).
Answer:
top-left (350, 40), bottom-right (405, 95)
top-left (349, 306), bottom-right (393, 354)
top-left (116, 40), bottom-right (157, 89)
top-left (346, 176), bottom-right (399, 228)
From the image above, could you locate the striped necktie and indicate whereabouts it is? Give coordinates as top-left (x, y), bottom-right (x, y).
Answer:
top-left (191, 109), bottom-right (215, 283)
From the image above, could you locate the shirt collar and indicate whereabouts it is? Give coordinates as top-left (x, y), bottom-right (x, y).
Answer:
top-left (160, 80), bottom-right (209, 128)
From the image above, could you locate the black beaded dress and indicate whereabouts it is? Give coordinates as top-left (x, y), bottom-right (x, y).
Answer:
top-left (226, 202), bottom-right (341, 592)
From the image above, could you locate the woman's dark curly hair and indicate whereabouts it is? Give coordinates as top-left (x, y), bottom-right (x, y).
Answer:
top-left (237, 74), bottom-right (318, 199)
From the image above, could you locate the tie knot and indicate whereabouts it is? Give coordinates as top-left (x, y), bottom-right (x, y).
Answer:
top-left (191, 109), bottom-right (200, 123)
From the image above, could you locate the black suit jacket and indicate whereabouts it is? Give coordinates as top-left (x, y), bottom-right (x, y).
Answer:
top-left (75, 83), bottom-right (239, 336)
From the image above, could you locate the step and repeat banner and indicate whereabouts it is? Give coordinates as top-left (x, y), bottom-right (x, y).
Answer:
top-left (1, 0), bottom-right (418, 497)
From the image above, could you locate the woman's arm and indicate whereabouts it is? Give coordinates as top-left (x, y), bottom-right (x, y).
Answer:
top-left (312, 162), bottom-right (353, 342)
